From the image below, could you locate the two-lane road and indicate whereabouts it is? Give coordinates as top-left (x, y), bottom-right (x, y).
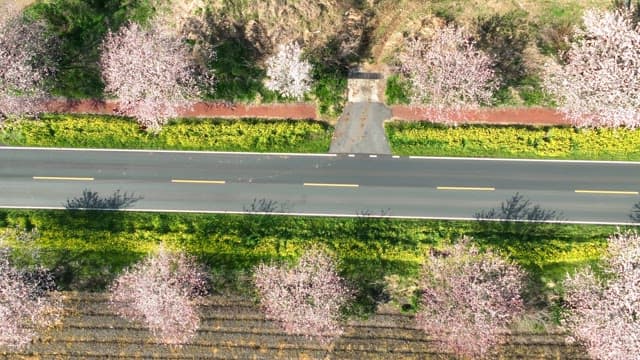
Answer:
top-left (1, 147), bottom-right (639, 224)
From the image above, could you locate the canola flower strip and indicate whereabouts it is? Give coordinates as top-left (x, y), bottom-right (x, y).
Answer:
top-left (386, 122), bottom-right (640, 160)
top-left (0, 114), bottom-right (332, 153)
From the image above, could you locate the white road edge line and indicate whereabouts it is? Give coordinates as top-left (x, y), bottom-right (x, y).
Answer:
top-left (0, 146), bottom-right (337, 157)
top-left (369, 154), bottom-right (377, 158)
top-left (3, 146), bottom-right (638, 164)
top-left (392, 155), bottom-right (400, 159)
top-left (575, 189), bottom-right (639, 195)
top-left (408, 155), bottom-right (640, 165)
top-left (0, 205), bottom-right (637, 226)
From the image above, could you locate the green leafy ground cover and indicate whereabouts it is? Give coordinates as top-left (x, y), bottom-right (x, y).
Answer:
top-left (0, 210), bottom-right (615, 316)
top-left (0, 115), bottom-right (332, 153)
top-left (386, 122), bottom-right (640, 160)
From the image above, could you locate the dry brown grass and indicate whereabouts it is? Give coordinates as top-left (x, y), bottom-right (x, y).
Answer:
top-left (369, 0), bottom-right (612, 65)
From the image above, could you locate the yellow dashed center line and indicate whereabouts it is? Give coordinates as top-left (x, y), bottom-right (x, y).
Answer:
top-left (304, 182), bottom-right (359, 188)
top-left (575, 189), bottom-right (638, 195)
top-left (171, 179), bottom-right (226, 184)
top-left (33, 176), bottom-right (94, 181)
top-left (437, 186), bottom-right (495, 191)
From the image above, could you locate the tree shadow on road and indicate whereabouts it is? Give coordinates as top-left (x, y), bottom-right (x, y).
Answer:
top-left (64, 189), bottom-right (142, 210)
top-left (474, 192), bottom-right (565, 241)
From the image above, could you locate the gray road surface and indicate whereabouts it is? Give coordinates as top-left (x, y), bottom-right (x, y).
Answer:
top-left (1, 147), bottom-right (639, 224)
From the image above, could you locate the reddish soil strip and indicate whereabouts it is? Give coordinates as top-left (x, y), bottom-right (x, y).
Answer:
top-left (39, 99), bottom-right (573, 126)
top-left (39, 99), bottom-right (317, 120)
top-left (390, 105), bottom-right (572, 126)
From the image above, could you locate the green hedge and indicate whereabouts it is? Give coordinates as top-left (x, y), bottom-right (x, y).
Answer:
top-left (386, 122), bottom-right (640, 160)
top-left (0, 210), bottom-right (615, 315)
top-left (0, 115), bottom-right (333, 153)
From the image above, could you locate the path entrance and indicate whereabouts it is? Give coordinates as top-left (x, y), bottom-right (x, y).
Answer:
top-left (329, 71), bottom-right (392, 154)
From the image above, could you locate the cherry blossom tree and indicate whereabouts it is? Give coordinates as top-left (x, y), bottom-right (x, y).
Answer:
top-left (265, 42), bottom-right (312, 100)
top-left (0, 2), bottom-right (57, 119)
top-left (417, 237), bottom-right (525, 358)
top-left (0, 247), bottom-right (62, 349)
top-left (399, 24), bottom-right (497, 123)
top-left (544, 9), bottom-right (640, 128)
top-left (109, 245), bottom-right (209, 345)
top-left (100, 21), bottom-right (214, 131)
top-left (562, 231), bottom-right (640, 359)
top-left (253, 249), bottom-right (352, 344)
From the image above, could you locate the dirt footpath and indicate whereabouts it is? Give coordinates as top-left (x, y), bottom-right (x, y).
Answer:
top-left (39, 99), bottom-right (317, 120)
top-left (391, 106), bottom-right (570, 126)
top-left (38, 100), bottom-right (570, 126)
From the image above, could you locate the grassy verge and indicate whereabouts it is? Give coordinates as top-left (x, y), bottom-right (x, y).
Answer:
top-left (0, 114), bottom-right (333, 153)
top-left (386, 122), bottom-right (640, 160)
top-left (0, 210), bottom-right (616, 317)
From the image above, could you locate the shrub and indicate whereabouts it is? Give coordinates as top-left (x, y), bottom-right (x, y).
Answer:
top-left (384, 74), bottom-right (411, 105)
top-left (475, 10), bottom-right (531, 87)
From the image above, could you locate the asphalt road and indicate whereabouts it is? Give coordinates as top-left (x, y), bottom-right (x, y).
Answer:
top-left (1, 147), bottom-right (639, 224)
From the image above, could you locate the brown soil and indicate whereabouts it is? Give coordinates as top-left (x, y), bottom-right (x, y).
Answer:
top-left (390, 105), bottom-right (571, 126)
top-left (39, 99), bottom-right (574, 126)
top-left (40, 99), bottom-right (317, 120)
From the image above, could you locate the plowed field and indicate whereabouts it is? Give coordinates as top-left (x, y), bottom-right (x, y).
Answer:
top-left (1, 292), bottom-right (588, 359)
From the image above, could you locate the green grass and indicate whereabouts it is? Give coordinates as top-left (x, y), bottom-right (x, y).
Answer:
top-left (0, 209), bottom-right (617, 316)
top-left (385, 75), bottom-right (411, 105)
top-left (0, 114), bottom-right (333, 153)
top-left (386, 122), bottom-right (640, 160)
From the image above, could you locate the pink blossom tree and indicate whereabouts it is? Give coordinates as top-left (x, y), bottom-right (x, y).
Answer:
top-left (562, 231), bottom-right (640, 359)
top-left (109, 245), bottom-right (209, 345)
top-left (544, 9), bottom-right (640, 128)
top-left (0, 2), bottom-right (57, 119)
top-left (417, 237), bottom-right (525, 358)
top-left (100, 21), bottom-right (214, 131)
top-left (399, 24), bottom-right (497, 123)
top-left (253, 249), bottom-right (352, 344)
top-left (265, 42), bottom-right (312, 100)
top-left (0, 247), bottom-right (62, 349)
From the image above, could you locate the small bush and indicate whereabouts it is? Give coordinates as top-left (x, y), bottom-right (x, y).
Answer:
top-left (384, 75), bottom-right (411, 105)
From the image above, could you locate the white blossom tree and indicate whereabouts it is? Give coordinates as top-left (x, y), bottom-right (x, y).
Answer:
top-left (399, 24), bottom-right (497, 123)
top-left (417, 237), bottom-right (525, 358)
top-left (0, 247), bottom-right (62, 349)
top-left (0, 2), bottom-right (57, 119)
top-left (544, 9), bottom-right (640, 128)
top-left (253, 249), bottom-right (352, 344)
top-left (100, 21), bottom-right (213, 131)
top-left (265, 42), bottom-right (312, 100)
top-left (563, 231), bottom-right (640, 359)
top-left (109, 245), bottom-right (209, 345)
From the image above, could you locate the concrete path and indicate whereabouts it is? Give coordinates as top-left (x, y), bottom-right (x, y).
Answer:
top-left (330, 72), bottom-right (393, 154)
top-left (329, 102), bottom-right (392, 154)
